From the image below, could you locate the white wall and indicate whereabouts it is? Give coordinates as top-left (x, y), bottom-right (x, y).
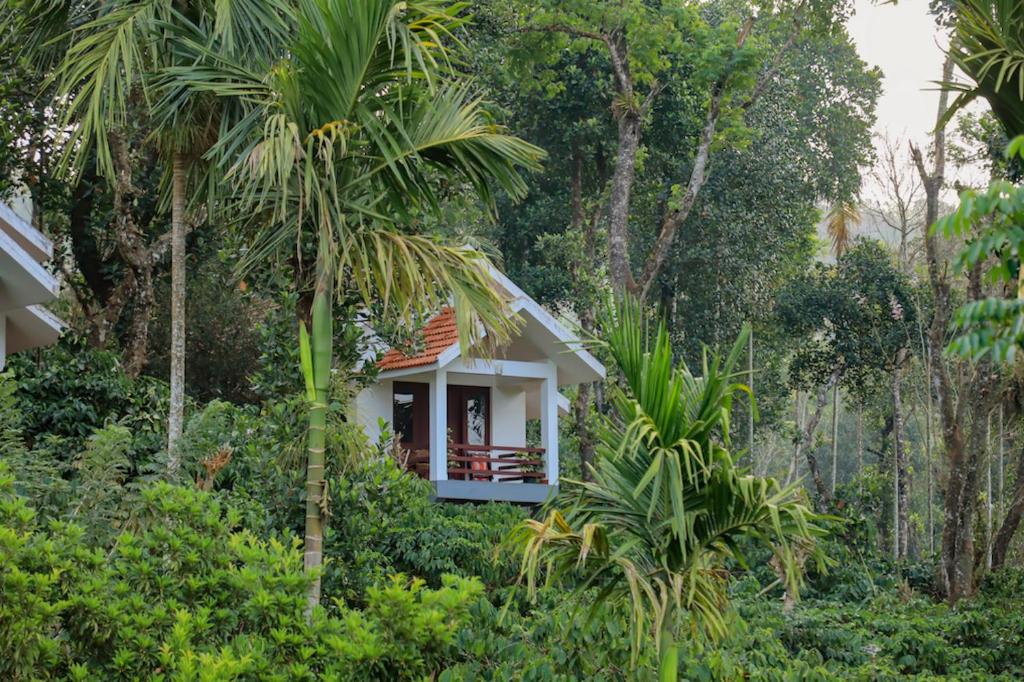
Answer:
top-left (491, 385), bottom-right (526, 447)
top-left (354, 379), bottom-right (392, 445)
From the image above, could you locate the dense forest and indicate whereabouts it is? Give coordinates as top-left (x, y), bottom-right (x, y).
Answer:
top-left (3, 0), bottom-right (1024, 679)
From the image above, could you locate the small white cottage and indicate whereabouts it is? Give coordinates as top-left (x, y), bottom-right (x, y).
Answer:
top-left (354, 267), bottom-right (604, 503)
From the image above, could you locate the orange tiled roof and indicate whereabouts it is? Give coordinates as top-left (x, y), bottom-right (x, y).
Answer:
top-left (377, 307), bottom-right (459, 371)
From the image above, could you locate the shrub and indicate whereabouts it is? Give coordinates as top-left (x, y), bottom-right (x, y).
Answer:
top-left (7, 337), bottom-right (169, 457)
top-left (0, 463), bottom-right (483, 680)
top-left (323, 456), bottom-right (526, 604)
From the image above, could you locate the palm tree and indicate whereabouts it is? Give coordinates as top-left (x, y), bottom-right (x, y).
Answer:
top-left (513, 298), bottom-right (826, 682)
top-left (51, 0), bottom-right (291, 459)
top-left (942, 0), bottom-right (1024, 137)
top-left (825, 201), bottom-right (859, 259)
top-left (182, 0), bottom-right (543, 611)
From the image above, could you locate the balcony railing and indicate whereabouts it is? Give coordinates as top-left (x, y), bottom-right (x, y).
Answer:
top-left (406, 443), bottom-right (547, 483)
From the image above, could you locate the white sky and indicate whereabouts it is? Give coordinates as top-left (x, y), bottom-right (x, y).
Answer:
top-left (848, 0), bottom-right (948, 153)
top-left (846, 0), bottom-right (989, 205)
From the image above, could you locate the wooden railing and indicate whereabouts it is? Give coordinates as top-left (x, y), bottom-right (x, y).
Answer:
top-left (406, 443), bottom-right (547, 483)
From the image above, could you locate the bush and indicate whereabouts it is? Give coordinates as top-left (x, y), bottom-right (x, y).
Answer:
top-left (0, 462), bottom-right (483, 680)
top-left (323, 456), bottom-right (526, 604)
top-left (7, 337), bottom-right (169, 457)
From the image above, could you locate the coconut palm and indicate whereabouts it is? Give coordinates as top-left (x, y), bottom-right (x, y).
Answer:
top-left (513, 298), bottom-right (827, 682)
top-left (178, 0), bottom-right (543, 611)
top-left (50, 0), bottom-right (292, 458)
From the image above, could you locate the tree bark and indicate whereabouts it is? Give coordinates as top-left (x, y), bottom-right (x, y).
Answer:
top-left (830, 384), bottom-right (839, 494)
top-left (911, 54), bottom-right (989, 604)
top-left (167, 151), bottom-right (188, 462)
top-left (992, 436), bottom-right (1024, 569)
top-left (107, 133), bottom-right (168, 377)
top-left (893, 347), bottom-right (909, 560)
top-left (608, 109), bottom-right (641, 295)
top-left (794, 371), bottom-right (839, 511)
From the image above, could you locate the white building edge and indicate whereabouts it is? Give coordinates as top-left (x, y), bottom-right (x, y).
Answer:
top-left (354, 266), bottom-right (605, 504)
top-left (0, 200), bottom-right (63, 369)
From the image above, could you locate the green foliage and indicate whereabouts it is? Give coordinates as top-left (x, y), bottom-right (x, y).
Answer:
top-left (0, 462), bottom-right (483, 680)
top-left (515, 298), bottom-right (827, 680)
top-left (146, 249), bottom-right (272, 404)
top-left (776, 240), bottom-right (917, 394)
top-left (944, 0), bottom-right (1024, 138)
top-left (7, 337), bottom-right (170, 455)
top-left (937, 136), bottom-right (1024, 362)
top-left (324, 457), bottom-right (525, 604)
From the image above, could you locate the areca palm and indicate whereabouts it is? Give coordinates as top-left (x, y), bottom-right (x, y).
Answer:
top-left (183, 0), bottom-right (543, 610)
top-left (50, 0), bottom-right (291, 458)
top-left (514, 298), bottom-right (826, 682)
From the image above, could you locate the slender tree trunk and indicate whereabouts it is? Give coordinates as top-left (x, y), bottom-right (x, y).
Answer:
top-left (167, 152), bottom-right (188, 461)
top-left (795, 372), bottom-right (839, 511)
top-left (831, 384), bottom-right (840, 495)
top-left (926, 342), bottom-right (935, 555)
top-left (608, 110), bottom-right (641, 295)
top-left (999, 404), bottom-right (1005, 518)
top-left (894, 348), bottom-right (909, 559)
top-left (912, 54), bottom-right (988, 604)
top-left (786, 390), bottom-right (804, 486)
top-left (304, 257), bottom-right (333, 615)
top-left (992, 436), bottom-right (1024, 569)
top-left (749, 326), bottom-right (755, 465)
top-left (856, 409), bottom-right (863, 488)
top-left (986, 414), bottom-right (993, 569)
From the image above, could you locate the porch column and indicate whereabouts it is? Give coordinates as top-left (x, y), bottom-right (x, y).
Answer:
top-left (540, 361), bottom-right (559, 485)
top-left (429, 369), bottom-right (448, 481)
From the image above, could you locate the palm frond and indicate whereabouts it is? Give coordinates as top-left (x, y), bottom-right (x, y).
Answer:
top-left (945, 0), bottom-right (1024, 137)
top-left (514, 297), bottom-right (827, 661)
top-left (826, 202), bottom-right (859, 259)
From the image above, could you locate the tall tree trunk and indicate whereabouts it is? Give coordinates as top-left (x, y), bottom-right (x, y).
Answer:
top-left (986, 414), bottom-right (993, 569)
top-left (794, 371), bottom-right (839, 511)
top-left (748, 327), bottom-right (755, 465)
top-left (911, 54), bottom-right (989, 604)
top-left (831, 384), bottom-right (839, 494)
top-left (856, 408), bottom-right (863, 494)
top-left (992, 436), bottom-right (1024, 569)
top-left (998, 404), bottom-right (1005, 517)
top-left (894, 348), bottom-right (909, 559)
top-left (569, 146), bottom-right (598, 480)
top-left (167, 152), bottom-right (188, 461)
top-left (926, 342), bottom-right (935, 555)
top-left (304, 258), bottom-right (333, 615)
top-left (786, 390), bottom-right (803, 486)
top-left (608, 110), bottom-right (641, 295)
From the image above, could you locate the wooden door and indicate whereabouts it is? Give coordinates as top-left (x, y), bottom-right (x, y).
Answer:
top-left (447, 385), bottom-right (490, 479)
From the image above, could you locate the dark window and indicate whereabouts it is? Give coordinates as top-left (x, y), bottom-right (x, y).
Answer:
top-left (393, 382), bottom-right (429, 450)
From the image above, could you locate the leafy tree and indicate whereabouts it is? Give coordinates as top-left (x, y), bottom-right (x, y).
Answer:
top-left (514, 298), bottom-right (825, 682)
top-left (498, 0), bottom-right (857, 299)
top-left (776, 241), bottom-right (917, 514)
top-left (46, 0), bottom-right (291, 454)
top-left (186, 0), bottom-right (542, 611)
top-left (926, 0), bottom-right (1024, 601)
